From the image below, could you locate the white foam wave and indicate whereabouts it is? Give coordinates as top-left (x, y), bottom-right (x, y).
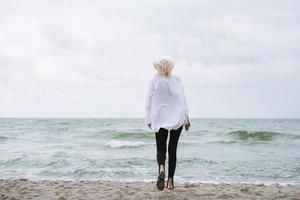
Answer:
top-left (105, 140), bottom-right (146, 148)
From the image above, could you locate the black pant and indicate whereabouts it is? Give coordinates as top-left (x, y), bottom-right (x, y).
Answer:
top-left (155, 125), bottom-right (183, 179)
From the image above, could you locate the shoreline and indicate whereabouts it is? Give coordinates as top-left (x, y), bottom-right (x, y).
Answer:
top-left (1, 178), bottom-right (300, 186)
top-left (1, 179), bottom-right (300, 200)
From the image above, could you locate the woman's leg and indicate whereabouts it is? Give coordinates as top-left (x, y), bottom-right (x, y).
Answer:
top-left (168, 125), bottom-right (183, 179)
top-left (155, 127), bottom-right (168, 174)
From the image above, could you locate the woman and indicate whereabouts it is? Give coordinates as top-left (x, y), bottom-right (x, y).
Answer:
top-left (145, 58), bottom-right (191, 190)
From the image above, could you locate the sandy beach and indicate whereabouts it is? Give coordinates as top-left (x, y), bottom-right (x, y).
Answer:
top-left (0, 179), bottom-right (299, 200)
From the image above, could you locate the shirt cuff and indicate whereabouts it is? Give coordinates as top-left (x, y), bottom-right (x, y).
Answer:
top-left (146, 112), bottom-right (151, 124)
top-left (184, 114), bottom-right (189, 124)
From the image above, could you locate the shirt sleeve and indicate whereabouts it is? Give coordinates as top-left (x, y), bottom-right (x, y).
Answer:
top-left (179, 78), bottom-right (190, 124)
top-left (145, 77), bottom-right (155, 124)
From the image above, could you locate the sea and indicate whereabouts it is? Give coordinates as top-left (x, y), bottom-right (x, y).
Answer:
top-left (0, 118), bottom-right (299, 184)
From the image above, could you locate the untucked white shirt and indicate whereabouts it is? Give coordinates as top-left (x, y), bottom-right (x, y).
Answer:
top-left (145, 73), bottom-right (189, 133)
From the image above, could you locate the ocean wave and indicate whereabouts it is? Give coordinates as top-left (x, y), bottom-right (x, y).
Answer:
top-left (180, 140), bottom-right (198, 145)
top-left (178, 157), bottom-right (219, 165)
top-left (112, 132), bottom-right (153, 139)
top-left (105, 140), bottom-right (147, 148)
top-left (228, 130), bottom-right (280, 141)
top-left (44, 159), bottom-right (71, 168)
top-left (0, 157), bottom-right (23, 166)
top-left (207, 140), bottom-right (240, 144)
top-left (0, 136), bottom-right (8, 141)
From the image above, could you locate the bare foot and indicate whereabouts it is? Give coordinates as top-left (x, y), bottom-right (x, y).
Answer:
top-left (159, 164), bottom-right (165, 174)
top-left (166, 178), bottom-right (174, 189)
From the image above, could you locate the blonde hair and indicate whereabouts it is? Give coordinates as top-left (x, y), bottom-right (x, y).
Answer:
top-left (153, 58), bottom-right (174, 77)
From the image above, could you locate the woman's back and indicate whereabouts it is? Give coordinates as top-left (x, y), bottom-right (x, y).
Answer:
top-left (146, 73), bottom-right (188, 132)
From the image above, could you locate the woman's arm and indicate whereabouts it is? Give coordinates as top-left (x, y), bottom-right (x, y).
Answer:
top-left (145, 77), bottom-right (155, 126)
top-left (179, 78), bottom-right (190, 126)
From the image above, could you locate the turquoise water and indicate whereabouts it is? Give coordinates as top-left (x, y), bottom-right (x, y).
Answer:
top-left (0, 118), bottom-right (300, 184)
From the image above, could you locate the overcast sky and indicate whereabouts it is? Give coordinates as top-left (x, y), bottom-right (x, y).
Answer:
top-left (0, 0), bottom-right (299, 118)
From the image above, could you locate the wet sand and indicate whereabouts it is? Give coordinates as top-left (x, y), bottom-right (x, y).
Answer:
top-left (0, 179), bottom-right (300, 200)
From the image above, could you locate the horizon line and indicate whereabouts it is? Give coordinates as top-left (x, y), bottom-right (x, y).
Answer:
top-left (0, 117), bottom-right (299, 120)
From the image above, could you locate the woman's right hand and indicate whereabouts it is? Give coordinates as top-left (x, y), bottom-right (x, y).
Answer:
top-left (184, 122), bottom-right (190, 131)
top-left (184, 116), bottom-right (191, 131)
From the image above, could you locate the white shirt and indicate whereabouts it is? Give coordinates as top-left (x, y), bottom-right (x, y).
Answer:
top-left (145, 73), bottom-right (189, 133)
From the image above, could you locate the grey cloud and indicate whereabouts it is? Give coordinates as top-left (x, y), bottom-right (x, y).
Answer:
top-left (0, 0), bottom-right (299, 117)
